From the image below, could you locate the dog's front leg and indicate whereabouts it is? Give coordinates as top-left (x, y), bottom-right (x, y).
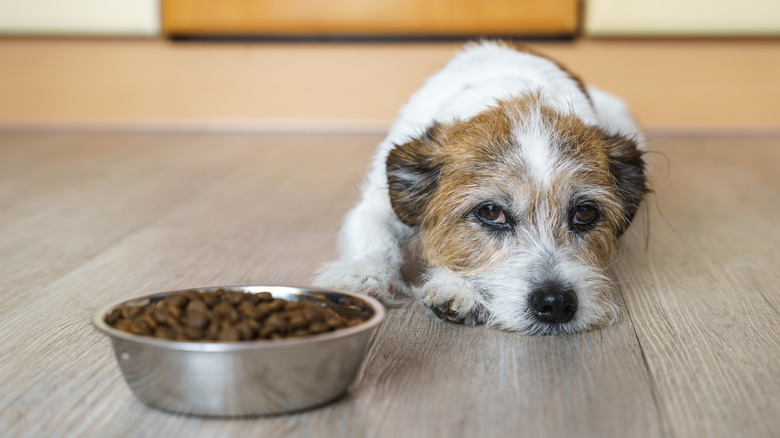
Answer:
top-left (314, 187), bottom-right (412, 303)
top-left (417, 268), bottom-right (487, 325)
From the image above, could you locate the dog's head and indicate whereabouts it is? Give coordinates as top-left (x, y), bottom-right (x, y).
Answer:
top-left (387, 94), bottom-right (648, 334)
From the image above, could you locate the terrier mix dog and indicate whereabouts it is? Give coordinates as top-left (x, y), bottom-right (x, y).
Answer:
top-left (315, 41), bottom-right (648, 335)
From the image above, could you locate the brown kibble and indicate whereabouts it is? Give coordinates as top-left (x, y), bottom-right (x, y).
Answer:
top-left (235, 322), bottom-right (256, 340)
top-left (218, 327), bottom-right (240, 342)
top-left (302, 304), bottom-right (324, 323)
top-left (186, 311), bottom-right (209, 329)
top-left (291, 329), bottom-right (310, 337)
top-left (105, 309), bottom-right (121, 326)
top-left (141, 311), bottom-right (158, 329)
top-left (120, 306), bottom-right (142, 319)
top-left (152, 308), bottom-right (171, 324)
top-left (325, 317), bottom-right (346, 329)
top-left (323, 308), bottom-right (341, 320)
top-left (167, 317), bottom-right (184, 330)
top-left (285, 301), bottom-right (304, 311)
top-left (268, 299), bottom-right (285, 312)
top-left (128, 321), bottom-right (152, 336)
top-left (237, 300), bottom-right (259, 319)
top-left (183, 290), bottom-right (202, 301)
top-left (265, 312), bottom-right (285, 328)
top-left (308, 321), bottom-right (328, 334)
top-left (164, 293), bottom-right (188, 309)
top-left (107, 289), bottom-right (368, 342)
top-left (226, 290), bottom-right (245, 306)
top-left (256, 302), bottom-right (273, 318)
top-left (201, 291), bottom-right (220, 307)
top-left (243, 293), bottom-right (261, 305)
top-left (186, 299), bottom-right (208, 315)
top-left (260, 320), bottom-right (283, 338)
top-left (115, 319), bottom-right (133, 333)
top-left (259, 313), bottom-right (284, 338)
top-left (185, 326), bottom-right (203, 340)
top-left (137, 317), bottom-right (154, 331)
top-left (154, 326), bottom-right (177, 339)
top-left (204, 321), bottom-right (219, 340)
top-left (167, 304), bottom-right (182, 319)
top-left (288, 313), bottom-right (308, 330)
top-left (213, 301), bottom-right (239, 322)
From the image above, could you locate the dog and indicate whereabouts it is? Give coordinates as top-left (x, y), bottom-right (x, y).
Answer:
top-left (314, 40), bottom-right (648, 335)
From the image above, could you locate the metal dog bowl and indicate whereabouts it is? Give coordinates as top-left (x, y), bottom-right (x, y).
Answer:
top-left (93, 285), bottom-right (386, 417)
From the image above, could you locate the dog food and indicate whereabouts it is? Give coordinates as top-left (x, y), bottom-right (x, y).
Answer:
top-left (105, 289), bottom-right (366, 341)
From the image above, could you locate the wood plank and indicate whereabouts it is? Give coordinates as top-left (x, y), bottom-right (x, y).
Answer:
top-left (615, 137), bottom-right (780, 437)
top-left (163, 0), bottom-right (578, 36)
top-left (0, 133), bottom-right (263, 290)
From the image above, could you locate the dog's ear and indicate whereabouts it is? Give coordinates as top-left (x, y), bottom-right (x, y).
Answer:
top-left (605, 133), bottom-right (649, 235)
top-left (386, 125), bottom-right (445, 228)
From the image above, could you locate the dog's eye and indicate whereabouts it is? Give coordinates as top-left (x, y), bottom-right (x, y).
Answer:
top-left (571, 205), bottom-right (598, 226)
top-left (476, 205), bottom-right (507, 225)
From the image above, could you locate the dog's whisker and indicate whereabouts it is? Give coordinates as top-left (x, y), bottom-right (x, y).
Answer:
top-left (604, 254), bottom-right (627, 271)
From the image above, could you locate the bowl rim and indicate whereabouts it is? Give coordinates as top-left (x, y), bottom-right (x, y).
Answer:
top-left (92, 284), bottom-right (386, 352)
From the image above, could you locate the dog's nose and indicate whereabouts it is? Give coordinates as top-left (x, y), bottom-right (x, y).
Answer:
top-left (529, 282), bottom-right (578, 324)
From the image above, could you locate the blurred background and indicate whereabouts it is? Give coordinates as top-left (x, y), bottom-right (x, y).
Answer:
top-left (0, 0), bottom-right (778, 133)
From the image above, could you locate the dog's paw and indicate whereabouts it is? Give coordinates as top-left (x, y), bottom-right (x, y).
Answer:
top-left (416, 270), bottom-right (485, 325)
top-left (421, 293), bottom-right (484, 325)
top-left (313, 260), bottom-right (410, 305)
top-left (426, 300), bottom-right (482, 325)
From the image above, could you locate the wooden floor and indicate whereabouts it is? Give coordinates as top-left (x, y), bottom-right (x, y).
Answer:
top-left (0, 132), bottom-right (778, 437)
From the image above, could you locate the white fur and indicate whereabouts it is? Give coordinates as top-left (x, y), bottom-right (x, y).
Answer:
top-left (511, 101), bottom-right (559, 187)
top-left (474, 230), bottom-right (619, 334)
top-left (418, 268), bottom-right (483, 320)
top-left (314, 41), bottom-right (642, 333)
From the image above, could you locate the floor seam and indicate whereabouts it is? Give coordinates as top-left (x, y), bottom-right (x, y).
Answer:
top-left (619, 282), bottom-right (675, 438)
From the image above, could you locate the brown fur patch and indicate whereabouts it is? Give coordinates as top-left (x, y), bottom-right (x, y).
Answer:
top-left (387, 93), bottom-right (645, 274)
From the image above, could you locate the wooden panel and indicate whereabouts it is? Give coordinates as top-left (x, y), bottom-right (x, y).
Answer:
top-left (162, 0), bottom-right (578, 36)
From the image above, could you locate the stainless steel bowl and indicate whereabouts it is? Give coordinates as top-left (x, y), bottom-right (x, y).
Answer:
top-left (93, 285), bottom-right (386, 417)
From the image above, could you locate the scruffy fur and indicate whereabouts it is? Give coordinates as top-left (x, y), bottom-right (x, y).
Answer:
top-left (315, 41), bottom-right (648, 335)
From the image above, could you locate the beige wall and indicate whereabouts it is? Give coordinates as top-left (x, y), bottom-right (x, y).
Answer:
top-left (586, 0), bottom-right (780, 36)
top-left (0, 0), bottom-right (159, 36)
top-left (0, 39), bottom-right (779, 133)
